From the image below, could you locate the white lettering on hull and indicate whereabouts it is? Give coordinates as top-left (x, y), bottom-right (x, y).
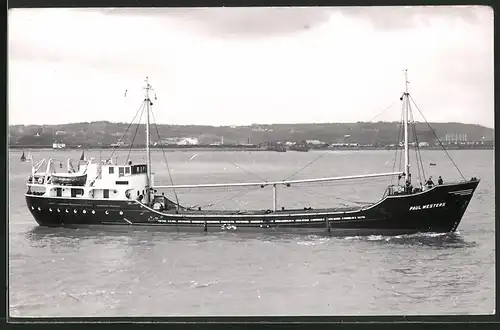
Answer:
top-left (409, 202), bottom-right (446, 211)
top-left (147, 215), bottom-right (368, 224)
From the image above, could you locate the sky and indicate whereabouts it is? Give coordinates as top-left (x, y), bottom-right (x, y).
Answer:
top-left (8, 6), bottom-right (494, 128)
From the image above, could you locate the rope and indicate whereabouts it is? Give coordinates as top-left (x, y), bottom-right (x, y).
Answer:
top-left (150, 103), bottom-right (265, 209)
top-left (398, 140), bottom-right (403, 177)
top-left (409, 109), bottom-right (425, 182)
top-left (299, 187), bottom-right (373, 206)
top-left (282, 151), bottom-right (331, 181)
top-left (281, 100), bottom-right (399, 183)
top-left (286, 175), bottom-right (390, 189)
top-left (408, 102), bottom-right (426, 186)
top-left (409, 95), bottom-right (466, 180)
top-left (227, 160), bottom-right (268, 182)
top-left (411, 122), bottom-right (423, 185)
top-left (125, 103), bottom-right (145, 164)
top-left (149, 108), bottom-right (181, 209)
top-left (408, 107), bottom-right (420, 183)
top-left (391, 109), bottom-right (405, 186)
top-left (367, 99), bottom-right (398, 122)
top-left (150, 104), bottom-right (264, 209)
top-left (191, 187), bottom-right (260, 210)
top-left (107, 100), bottom-right (145, 161)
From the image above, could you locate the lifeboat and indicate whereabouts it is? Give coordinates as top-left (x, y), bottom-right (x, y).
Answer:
top-left (51, 173), bottom-right (88, 186)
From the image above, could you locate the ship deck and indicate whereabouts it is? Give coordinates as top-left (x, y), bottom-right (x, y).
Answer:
top-left (169, 205), bottom-right (368, 216)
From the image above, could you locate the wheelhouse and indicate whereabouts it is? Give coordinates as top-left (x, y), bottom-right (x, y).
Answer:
top-left (105, 164), bottom-right (147, 177)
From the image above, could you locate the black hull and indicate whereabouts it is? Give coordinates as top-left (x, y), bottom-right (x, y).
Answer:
top-left (25, 180), bottom-right (479, 236)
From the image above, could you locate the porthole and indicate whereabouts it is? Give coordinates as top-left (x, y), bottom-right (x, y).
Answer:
top-left (37, 207), bottom-right (41, 211)
top-left (74, 209), bottom-right (77, 214)
top-left (49, 208), bottom-right (52, 212)
top-left (31, 206), bottom-right (34, 210)
top-left (119, 211), bottom-right (123, 215)
top-left (105, 211), bottom-right (109, 215)
top-left (83, 210), bottom-right (87, 214)
top-left (57, 208), bottom-right (61, 213)
top-left (92, 210), bottom-right (95, 214)
top-left (65, 209), bottom-right (69, 213)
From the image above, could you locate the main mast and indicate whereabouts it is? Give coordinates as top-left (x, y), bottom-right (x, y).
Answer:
top-left (403, 69), bottom-right (410, 182)
top-left (144, 77), bottom-right (153, 201)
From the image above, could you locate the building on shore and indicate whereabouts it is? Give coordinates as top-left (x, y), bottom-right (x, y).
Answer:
top-left (110, 141), bottom-right (128, 148)
top-left (52, 141), bottom-right (66, 149)
top-left (161, 137), bottom-right (199, 145)
top-left (444, 132), bottom-right (468, 144)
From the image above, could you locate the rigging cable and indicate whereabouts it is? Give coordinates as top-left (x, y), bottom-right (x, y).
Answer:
top-left (409, 94), bottom-right (466, 181)
top-left (408, 102), bottom-right (426, 186)
top-left (282, 99), bottom-right (399, 182)
top-left (391, 108), bottom-right (404, 185)
top-left (149, 108), bottom-right (181, 209)
top-left (412, 122), bottom-right (424, 185)
top-left (412, 106), bottom-right (427, 182)
top-left (287, 175), bottom-right (391, 189)
top-left (226, 159), bottom-right (268, 182)
top-left (297, 187), bottom-right (374, 206)
top-left (398, 129), bottom-right (403, 176)
top-left (194, 187), bottom-right (261, 210)
top-left (107, 100), bottom-right (147, 161)
top-left (125, 103), bottom-right (145, 164)
top-left (410, 118), bottom-right (423, 186)
top-left (367, 99), bottom-right (399, 123)
top-left (407, 104), bottom-right (420, 184)
top-left (282, 151), bottom-right (331, 181)
top-left (391, 105), bottom-right (405, 186)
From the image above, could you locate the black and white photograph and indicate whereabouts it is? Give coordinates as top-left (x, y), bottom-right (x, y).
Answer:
top-left (8, 6), bottom-right (494, 318)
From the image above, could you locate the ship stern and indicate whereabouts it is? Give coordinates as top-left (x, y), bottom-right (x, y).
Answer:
top-left (25, 195), bottom-right (63, 227)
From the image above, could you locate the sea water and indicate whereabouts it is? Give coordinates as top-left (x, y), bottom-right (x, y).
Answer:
top-left (8, 149), bottom-right (495, 316)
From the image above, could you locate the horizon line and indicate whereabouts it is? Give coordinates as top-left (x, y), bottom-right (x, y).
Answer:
top-left (8, 120), bottom-right (494, 129)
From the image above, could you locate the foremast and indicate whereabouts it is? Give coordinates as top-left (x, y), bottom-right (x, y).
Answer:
top-left (144, 77), bottom-right (153, 203)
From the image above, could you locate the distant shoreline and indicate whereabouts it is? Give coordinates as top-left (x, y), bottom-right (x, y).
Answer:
top-left (9, 145), bottom-right (494, 151)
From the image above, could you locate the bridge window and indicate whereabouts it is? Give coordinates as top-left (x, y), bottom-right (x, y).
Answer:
top-left (116, 181), bottom-right (129, 185)
top-left (56, 187), bottom-right (62, 197)
top-left (119, 167), bottom-right (124, 177)
top-left (109, 167), bottom-right (114, 174)
top-left (125, 167), bottom-right (130, 174)
top-left (71, 188), bottom-right (84, 197)
top-left (131, 165), bottom-right (147, 174)
top-left (103, 189), bottom-right (109, 198)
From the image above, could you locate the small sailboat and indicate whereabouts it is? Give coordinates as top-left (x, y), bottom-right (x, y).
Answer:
top-left (21, 150), bottom-right (33, 163)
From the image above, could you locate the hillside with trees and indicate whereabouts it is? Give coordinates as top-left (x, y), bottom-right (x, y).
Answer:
top-left (8, 121), bottom-right (494, 148)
